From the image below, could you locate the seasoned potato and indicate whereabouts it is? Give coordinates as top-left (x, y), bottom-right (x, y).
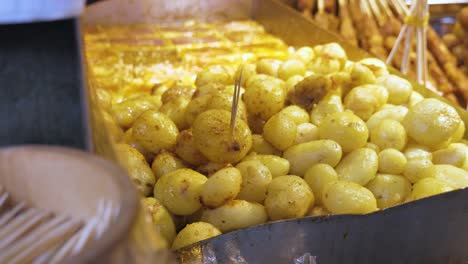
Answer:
top-left (294, 123), bottom-right (319, 144)
top-left (145, 197), bottom-right (177, 244)
top-left (236, 160), bottom-right (272, 203)
top-left (292, 46), bottom-right (315, 63)
top-left (404, 143), bottom-right (433, 160)
top-left (174, 129), bottom-right (208, 166)
top-left (403, 99), bottom-right (462, 148)
top-left (366, 174), bottom-right (411, 209)
top-left (201, 200), bottom-right (268, 232)
top-left (322, 181), bottom-right (377, 214)
top-left (195, 65), bottom-right (233, 87)
top-left (192, 109), bottom-right (252, 163)
top-left (366, 106), bottom-right (408, 131)
top-left (452, 121), bottom-right (466, 143)
top-left (242, 153), bottom-right (290, 178)
top-left (434, 164), bottom-right (468, 189)
top-left (377, 74), bottom-right (412, 105)
top-left (279, 105), bottom-right (310, 124)
top-left (433, 148), bottom-right (466, 167)
top-left (244, 77), bottom-right (286, 120)
top-left (289, 74), bottom-right (331, 111)
top-left (200, 167), bottom-right (242, 208)
top-left (349, 63), bottom-right (376, 88)
top-left (154, 169), bottom-right (207, 215)
top-left (304, 164), bottom-right (338, 205)
top-left (250, 134), bottom-right (281, 156)
top-left (378, 149), bottom-right (407, 174)
top-left (234, 64), bottom-right (256, 87)
top-left (161, 83), bottom-right (195, 104)
top-left (112, 96), bottom-right (158, 128)
top-left (115, 144), bottom-right (155, 196)
top-left (197, 162), bottom-right (230, 177)
top-left (245, 74), bottom-right (273, 89)
top-left (283, 140), bottom-right (342, 176)
top-left (278, 59), bottom-right (306, 80)
top-left (205, 92), bottom-right (248, 122)
top-left (310, 92), bottom-right (344, 126)
top-left (285, 75), bottom-right (305, 96)
top-left (133, 110), bottom-right (179, 153)
top-left (263, 113), bottom-right (297, 151)
top-left (184, 94), bottom-right (211, 126)
top-left (319, 111), bottom-right (369, 152)
top-left (319, 43), bottom-right (347, 63)
top-left (344, 85), bottom-right (388, 121)
top-left (408, 91), bottom-right (424, 106)
top-left (335, 148), bottom-right (378, 185)
top-left (159, 97), bottom-right (190, 130)
top-left (256, 58), bottom-right (282, 77)
top-left (403, 159), bottom-right (436, 183)
top-left (265, 175), bottom-right (314, 220)
top-left (172, 222), bottom-right (221, 250)
top-left (151, 151), bottom-right (186, 180)
top-left (358, 58), bottom-right (389, 77)
top-left (370, 119), bottom-right (407, 151)
top-left (411, 178), bottom-right (453, 200)
top-left (365, 142), bottom-right (380, 153)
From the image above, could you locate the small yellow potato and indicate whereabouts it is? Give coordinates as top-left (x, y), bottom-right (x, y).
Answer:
top-left (408, 91), bottom-right (424, 106)
top-left (307, 57), bottom-right (342, 75)
top-left (250, 134), bottom-right (281, 156)
top-left (452, 121), bottom-right (466, 143)
top-left (115, 144), bottom-right (156, 196)
top-left (292, 46), bottom-right (315, 63)
top-left (335, 148), bottom-right (378, 185)
top-left (307, 206), bottom-right (331, 217)
top-left (154, 169), bottom-right (207, 215)
top-left (283, 140), bottom-right (342, 176)
top-left (200, 167), bottom-right (242, 208)
top-left (403, 99), bottom-right (462, 148)
top-left (256, 58), bottom-right (282, 77)
top-left (288, 74), bottom-right (331, 111)
top-left (366, 174), bottom-right (411, 209)
top-left (404, 143), bottom-right (433, 160)
top-left (205, 92), bottom-right (248, 122)
top-left (192, 109), bottom-right (252, 163)
top-left (265, 175), bottom-right (315, 220)
top-left (245, 74), bottom-right (273, 89)
top-left (358, 58), bottom-right (389, 77)
top-left (319, 111), bottom-right (369, 153)
top-left (184, 94), bottom-right (211, 126)
top-left (320, 43), bottom-right (347, 61)
top-left (294, 123), bottom-right (319, 144)
top-left (279, 105), bottom-right (310, 124)
top-left (365, 142), bottom-right (380, 153)
top-left (201, 200), bottom-right (268, 232)
top-left (234, 64), bottom-right (256, 87)
top-left (403, 159), bottom-right (436, 183)
top-left (133, 110), bottom-right (179, 153)
top-left (376, 74), bottom-right (412, 105)
top-left (370, 119), bottom-right (407, 151)
top-left (112, 96), bottom-right (158, 128)
top-left (195, 65), bottom-right (233, 87)
top-left (304, 164), bottom-right (338, 205)
top-left (285, 75), bottom-right (304, 96)
top-left (349, 63), bottom-right (376, 88)
top-left (263, 113), bottom-right (298, 151)
top-left (310, 92), bottom-right (344, 126)
top-left (448, 143), bottom-right (468, 171)
top-left (197, 162), bottom-right (230, 177)
top-left (434, 164), bottom-right (468, 189)
top-left (151, 151), bottom-right (186, 181)
top-left (171, 222), bottom-right (221, 250)
top-left (161, 83), bottom-right (195, 104)
top-left (174, 129), bottom-right (209, 166)
top-left (322, 181), bottom-right (377, 214)
top-left (278, 59), bottom-right (306, 80)
top-left (328, 71), bottom-right (352, 93)
top-left (433, 148), bottom-right (466, 167)
top-left (236, 160), bottom-right (273, 203)
top-left (244, 77), bottom-right (286, 120)
top-left (411, 178), bottom-right (453, 200)
top-left (242, 153), bottom-right (290, 178)
top-left (366, 106), bottom-right (408, 131)
top-left (145, 197), bottom-right (177, 244)
top-left (378, 149), bottom-right (407, 174)
top-left (344, 85), bottom-right (388, 121)
top-left (159, 97), bottom-right (190, 130)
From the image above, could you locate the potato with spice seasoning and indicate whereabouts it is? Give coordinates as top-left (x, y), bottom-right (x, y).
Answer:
top-left (174, 129), bottom-right (209, 166)
top-left (236, 160), bottom-right (272, 203)
top-left (154, 168), bottom-right (207, 216)
top-left (366, 174), bottom-right (411, 209)
top-left (200, 167), bottom-right (242, 208)
top-left (244, 77), bottom-right (286, 120)
top-left (242, 153), bottom-right (290, 178)
top-left (304, 163), bottom-right (338, 205)
top-left (322, 181), bottom-right (377, 214)
top-left (411, 178), bottom-right (454, 201)
top-left (263, 113), bottom-right (297, 151)
top-left (172, 222), bottom-right (221, 250)
top-left (201, 200), bottom-right (268, 232)
top-left (151, 151), bottom-right (186, 181)
top-left (144, 197), bottom-right (177, 244)
top-left (192, 109), bottom-right (252, 163)
top-left (250, 134), bottom-right (281, 156)
top-left (335, 148), bottom-right (378, 186)
top-left (195, 65), bottom-right (234, 87)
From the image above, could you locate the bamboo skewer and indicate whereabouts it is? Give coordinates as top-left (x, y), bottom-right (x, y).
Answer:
top-left (338, 0), bottom-right (358, 46)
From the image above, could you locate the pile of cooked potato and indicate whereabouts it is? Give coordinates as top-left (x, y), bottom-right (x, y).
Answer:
top-left (110, 42), bottom-right (468, 250)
